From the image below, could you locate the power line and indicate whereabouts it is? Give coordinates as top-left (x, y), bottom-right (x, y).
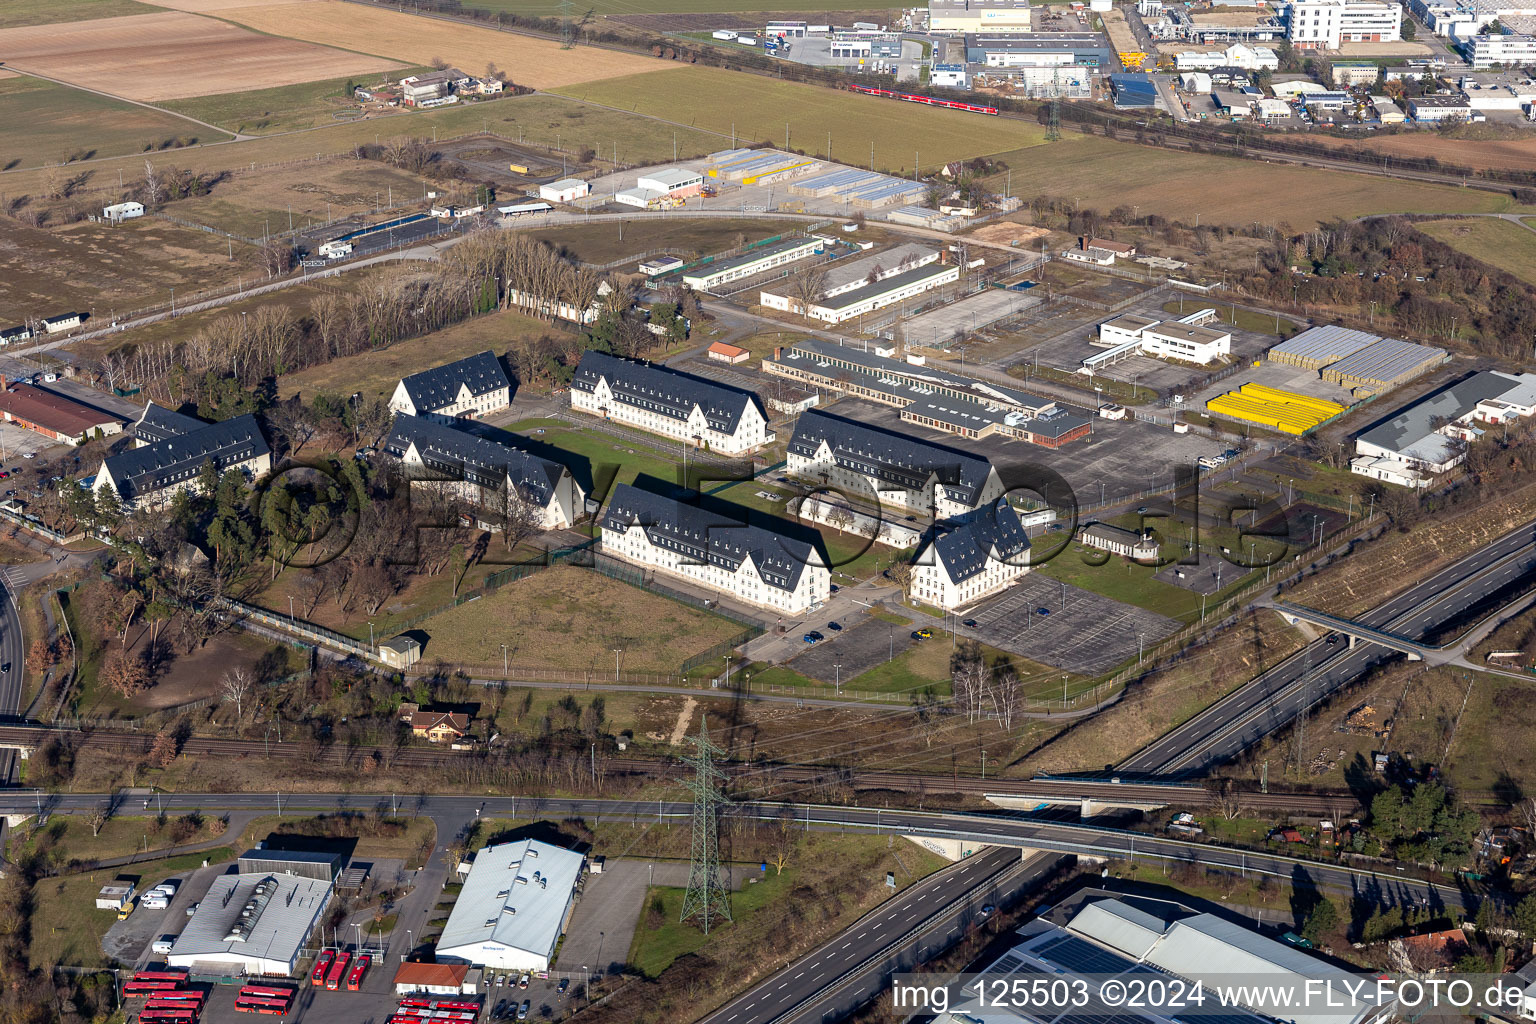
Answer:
top-left (679, 714), bottom-right (732, 934)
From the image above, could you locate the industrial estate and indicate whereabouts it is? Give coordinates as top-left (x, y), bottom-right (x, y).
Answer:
top-left (3, 1), bottom-right (1536, 1024)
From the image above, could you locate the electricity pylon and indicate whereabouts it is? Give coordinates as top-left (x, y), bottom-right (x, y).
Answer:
top-left (679, 715), bottom-right (732, 934)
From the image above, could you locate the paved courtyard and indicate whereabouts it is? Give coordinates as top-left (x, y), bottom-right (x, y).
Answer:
top-left (967, 574), bottom-right (1181, 675)
top-left (786, 616), bottom-right (914, 684)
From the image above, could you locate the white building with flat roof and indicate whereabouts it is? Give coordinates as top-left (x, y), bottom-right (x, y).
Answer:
top-left (436, 839), bottom-right (583, 973)
top-left (636, 166), bottom-right (704, 196)
top-left (929, 0), bottom-right (1032, 32)
top-left (1286, 0), bottom-right (1402, 48)
top-left (169, 873), bottom-right (332, 977)
top-left (538, 178), bottom-right (590, 203)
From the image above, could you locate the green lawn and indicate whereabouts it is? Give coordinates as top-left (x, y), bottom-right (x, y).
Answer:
top-left (1160, 300), bottom-right (1299, 339)
top-left (505, 417), bottom-right (694, 497)
top-left (161, 69), bottom-right (431, 135)
top-left (14, 814), bottom-right (226, 867)
top-left (1417, 217), bottom-right (1536, 288)
top-left (0, 0), bottom-right (156, 28)
top-left (0, 75), bottom-right (229, 171)
top-left (631, 873), bottom-right (794, 977)
top-left (551, 67), bottom-right (1050, 176)
top-left (1033, 537), bottom-right (1259, 622)
top-left (524, 217), bottom-right (788, 266)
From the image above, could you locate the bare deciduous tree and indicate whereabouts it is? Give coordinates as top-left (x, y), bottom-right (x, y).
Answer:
top-left (220, 666), bottom-right (254, 724)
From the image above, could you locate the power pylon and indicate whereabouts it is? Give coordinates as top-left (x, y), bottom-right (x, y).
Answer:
top-left (1046, 66), bottom-right (1062, 142)
top-left (679, 715), bottom-right (732, 934)
top-left (560, 0), bottom-right (574, 49)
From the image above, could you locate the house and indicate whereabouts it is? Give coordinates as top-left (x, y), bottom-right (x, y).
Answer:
top-left (41, 313), bottom-right (82, 334)
top-left (0, 381), bottom-right (123, 445)
top-left (435, 840), bottom-right (584, 972)
top-left (537, 178), bottom-right (589, 204)
top-left (130, 402), bottom-right (203, 448)
top-left (707, 342), bottom-right (750, 364)
top-left (377, 634), bottom-right (421, 670)
top-left (1080, 522), bottom-right (1161, 561)
top-left (600, 484), bottom-right (830, 616)
top-left (0, 326), bottom-right (31, 346)
top-left (910, 500), bottom-right (1031, 610)
top-left (786, 409), bottom-right (1005, 521)
top-left (475, 78), bottom-right (504, 94)
top-left (388, 351), bottom-right (511, 421)
top-left (1390, 929), bottom-right (1469, 973)
top-left (409, 709), bottom-right (471, 742)
top-left (1063, 237), bottom-right (1135, 265)
top-left (102, 201), bottom-right (145, 222)
top-left (383, 414), bottom-right (585, 530)
top-left (394, 962), bottom-right (477, 996)
top-left (93, 414), bottom-right (271, 509)
top-left (570, 351), bottom-right (774, 455)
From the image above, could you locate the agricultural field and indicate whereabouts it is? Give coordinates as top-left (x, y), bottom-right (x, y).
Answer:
top-left (170, 156), bottom-right (434, 238)
top-left (0, 75), bottom-right (228, 171)
top-left (1313, 130), bottom-right (1536, 175)
top-left (214, 0), bottom-right (672, 89)
top-left (0, 9), bottom-right (403, 102)
top-left (278, 307), bottom-right (560, 403)
top-left (477, 0), bottom-right (905, 13)
top-left (525, 216), bottom-right (788, 265)
top-left (0, 0), bottom-right (159, 29)
top-left (408, 565), bottom-right (748, 674)
top-left (981, 136), bottom-right (1517, 228)
top-left (553, 67), bottom-right (1050, 171)
top-left (0, 215), bottom-right (259, 326)
top-left (1416, 217), bottom-right (1536, 287)
top-left (160, 68), bottom-right (430, 135)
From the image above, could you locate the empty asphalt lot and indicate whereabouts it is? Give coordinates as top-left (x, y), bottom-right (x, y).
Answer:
top-left (966, 574), bottom-right (1180, 675)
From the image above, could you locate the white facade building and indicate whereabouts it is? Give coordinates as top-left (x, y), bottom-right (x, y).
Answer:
top-left (601, 484), bottom-right (830, 616)
top-left (682, 237), bottom-right (822, 291)
top-left (635, 166), bottom-right (704, 195)
top-left (1352, 371), bottom-right (1536, 487)
top-left (169, 873), bottom-right (332, 977)
top-left (537, 178), bottom-right (590, 203)
top-left (436, 840), bottom-right (583, 973)
top-left (1095, 313), bottom-right (1231, 365)
top-left (571, 351), bottom-right (774, 455)
top-left (1286, 0), bottom-right (1402, 48)
top-left (1468, 31), bottom-right (1536, 66)
top-left (910, 501), bottom-right (1031, 610)
top-left (94, 413), bottom-right (270, 510)
top-left (929, 0), bottom-right (1033, 33)
top-left (389, 350), bottom-right (511, 421)
top-left (103, 201), bottom-right (145, 222)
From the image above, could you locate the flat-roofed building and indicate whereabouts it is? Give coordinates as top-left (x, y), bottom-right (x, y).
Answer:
top-left (1352, 370), bottom-right (1536, 487)
top-left (930, 0), bottom-right (1033, 34)
top-left (1081, 522), bottom-right (1160, 561)
top-left (571, 351), bottom-right (774, 455)
top-left (635, 166), bottom-right (704, 197)
top-left (683, 237), bottom-right (822, 291)
top-left (1409, 93), bottom-right (1474, 121)
top-left (1140, 321), bottom-right (1232, 364)
top-left (169, 871), bottom-right (332, 977)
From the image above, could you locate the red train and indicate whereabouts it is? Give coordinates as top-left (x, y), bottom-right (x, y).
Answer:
top-left (848, 84), bottom-right (998, 115)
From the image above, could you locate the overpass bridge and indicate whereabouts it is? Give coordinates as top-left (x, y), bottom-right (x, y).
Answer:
top-left (1264, 601), bottom-right (1445, 662)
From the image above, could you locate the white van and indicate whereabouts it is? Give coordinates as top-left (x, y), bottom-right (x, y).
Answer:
top-left (151, 937), bottom-right (175, 955)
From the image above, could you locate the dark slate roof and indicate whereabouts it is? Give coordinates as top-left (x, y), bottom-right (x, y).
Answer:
top-left (385, 414), bottom-right (567, 505)
top-left (928, 501), bottom-right (1030, 583)
top-left (572, 351), bottom-right (764, 435)
top-left (0, 326), bottom-right (29, 342)
top-left (100, 414), bottom-right (269, 501)
top-left (788, 409), bottom-right (995, 504)
top-left (398, 350), bottom-right (509, 413)
top-left (132, 402), bottom-right (204, 445)
top-left (600, 483), bottom-right (816, 594)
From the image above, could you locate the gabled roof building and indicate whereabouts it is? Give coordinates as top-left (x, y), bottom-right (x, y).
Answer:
top-left (0, 382), bottom-right (123, 446)
top-left (600, 483), bottom-right (830, 616)
top-left (787, 409), bottom-right (1005, 521)
top-left (93, 414), bottom-right (271, 509)
top-left (130, 402), bottom-right (204, 447)
top-left (389, 351), bottom-right (512, 421)
top-left (384, 414), bottom-right (584, 530)
top-left (436, 839), bottom-right (585, 972)
top-left (571, 351), bottom-right (774, 455)
top-left (910, 500), bottom-right (1031, 610)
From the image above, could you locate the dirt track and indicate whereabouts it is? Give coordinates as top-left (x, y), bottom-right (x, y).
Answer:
top-left (0, 10), bottom-right (402, 101)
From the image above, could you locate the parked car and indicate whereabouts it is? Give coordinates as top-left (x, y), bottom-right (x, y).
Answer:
top-left (518, 973), bottom-right (530, 989)
top-left (826, 621), bottom-right (842, 631)
top-left (496, 974), bottom-right (506, 987)
top-left (518, 1000), bottom-right (531, 1020)
top-left (962, 618), bottom-right (978, 628)
top-left (1036, 607), bottom-right (1051, 616)
top-left (151, 936), bottom-right (175, 955)
top-left (557, 979), bottom-right (569, 996)
top-left (493, 1000), bottom-right (507, 1018)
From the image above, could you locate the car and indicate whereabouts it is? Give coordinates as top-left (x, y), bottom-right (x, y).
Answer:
top-left (20, 453), bottom-right (32, 459)
top-left (496, 974), bottom-right (506, 986)
top-left (1136, 506), bottom-right (1149, 514)
top-left (827, 621), bottom-right (842, 631)
top-left (809, 630), bottom-right (825, 641)
top-left (1036, 607), bottom-right (1050, 616)
top-left (829, 584), bottom-right (839, 593)
top-left (1326, 634), bottom-right (1339, 645)
top-left (518, 973), bottom-right (530, 989)
top-left (916, 628), bottom-right (932, 639)
top-left (962, 618), bottom-right (978, 628)
top-left (980, 904), bottom-right (996, 918)
top-left (1223, 449), bottom-right (1240, 460)
top-left (494, 1000), bottom-right (508, 1018)
top-left (557, 979), bottom-right (569, 996)
top-left (518, 1000), bottom-right (531, 1020)
top-left (0, 472), bottom-right (10, 479)
top-left (802, 633), bottom-right (819, 644)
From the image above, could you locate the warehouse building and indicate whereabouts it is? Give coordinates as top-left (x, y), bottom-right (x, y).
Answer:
top-left (571, 351), bottom-right (774, 455)
top-left (1266, 324), bottom-right (1382, 371)
top-left (1409, 93), bottom-right (1475, 122)
top-left (237, 848), bottom-right (341, 881)
top-left (1352, 370), bottom-right (1536, 487)
top-left (965, 32), bottom-right (1115, 65)
top-left (94, 414), bottom-right (271, 509)
top-left (437, 839), bottom-right (584, 973)
top-left (682, 237), bottom-right (823, 292)
top-left (0, 381), bottom-right (123, 445)
top-left (930, 0), bottom-right (1033, 34)
top-left (601, 483), bottom-right (830, 615)
top-left (787, 409), bottom-right (1006, 520)
top-left (636, 166), bottom-right (704, 197)
top-left (384, 414), bottom-right (586, 530)
top-left (389, 350), bottom-right (511, 421)
top-left (538, 178), bottom-right (590, 203)
top-left (1319, 337), bottom-right (1447, 394)
top-left (910, 499), bottom-right (1030, 609)
top-left (169, 851), bottom-right (335, 977)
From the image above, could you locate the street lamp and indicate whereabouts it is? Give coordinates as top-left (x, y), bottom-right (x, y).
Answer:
top-left (501, 644), bottom-right (509, 677)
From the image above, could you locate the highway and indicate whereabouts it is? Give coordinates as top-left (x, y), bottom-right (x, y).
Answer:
top-left (0, 583), bottom-right (23, 785)
top-left (1123, 519), bottom-right (1536, 775)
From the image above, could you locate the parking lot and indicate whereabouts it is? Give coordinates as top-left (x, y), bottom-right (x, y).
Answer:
top-left (786, 616), bottom-right (914, 684)
top-left (901, 287), bottom-right (1046, 347)
top-left (966, 573), bottom-right (1181, 675)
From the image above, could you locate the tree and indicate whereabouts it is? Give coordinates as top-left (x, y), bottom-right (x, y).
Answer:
top-left (147, 728), bottom-right (178, 769)
top-left (887, 561), bottom-right (914, 597)
top-left (101, 646), bottom-right (151, 698)
top-left (1513, 894), bottom-right (1536, 945)
top-left (1299, 896), bottom-right (1339, 944)
top-left (220, 666), bottom-right (253, 724)
top-left (988, 659), bottom-right (1023, 732)
top-left (950, 640), bottom-right (990, 723)
top-left (25, 637), bottom-right (53, 677)
top-left (142, 159), bottom-right (163, 207)
top-left (826, 503), bottom-right (855, 535)
top-left (788, 265), bottom-right (827, 322)
top-left (86, 804), bottom-right (111, 838)
top-left (448, 542), bottom-right (469, 598)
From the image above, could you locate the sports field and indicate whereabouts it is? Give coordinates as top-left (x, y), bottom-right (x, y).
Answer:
top-left (1416, 217), bottom-right (1536, 287)
top-left (0, 10), bottom-right (402, 101)
top-left (0, 75), bottom-right (229, 170)
top-left (0, 0), bottom-right (157, 27)
top-left (160, 68), bottom-right (429, 135)
top-left (982, 136), bottom-right (1515, 227)
top-left (213, 0), bottom-right (672, 89)
top-left (552, 67), bottom-right (1050, 171)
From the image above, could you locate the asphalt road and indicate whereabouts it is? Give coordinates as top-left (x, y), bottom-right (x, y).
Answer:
top-left (0, 583), bottom-right (24, 784)
top-left (1122, 518), bottom-right (1536, 775)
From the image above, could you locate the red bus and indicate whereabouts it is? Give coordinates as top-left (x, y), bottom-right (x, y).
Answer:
top-left (325, 950), bottom-right (352, 991)
top-left (138, 1009), bottom-right (199, 1023)
top-left (132, 969), bottom-right (189, 982)
top-left (429, 1000), bottom-right (480, 1012)
top-left (145, 993), bottom-right (204, 1006)
top-left (238, 986), bottom-right (295, 1001)
top-left (310, 950), bottom-right (334, 984)
top-left (144, 998), bottom-right (203, 1011)
top-left (346, 953), bottom-right (371, 990)
top-left (235, 997), bottom-right (292, 1015)
top-left (397, 999), bottom-right (434, 1009)
top-left (124, 981), bottom-right (182, 996)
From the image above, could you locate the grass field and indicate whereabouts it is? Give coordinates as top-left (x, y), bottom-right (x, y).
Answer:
top-left (279, 308), bottom-right (561, 404)
top-left (0, 75), bottom-right (229, 170)
top-left (982, 136), bottom-right (1516, 228)
top-left (215, 0), bottom-right (670, 89)
top-left (1161, 300), bottom-right (1299, 338)
top-left (525, 216), bottom-right (788, 265)
top-left (13, 814), bottom-right (226, 866)
top-left (0, 0), bottom-right (157, 28)
top-left (551, 66), bottom-right (1050, 173)
top-left (410, 565), bottom-right (746, 673)
top-left (171, 157), bottom-right (434, 238)
top-left (505, 417), bottom-right (698, 496)
top-left (1416, 217), bottom-right (1536, 287)
top-left (161, 67), bottom-right (429, 135)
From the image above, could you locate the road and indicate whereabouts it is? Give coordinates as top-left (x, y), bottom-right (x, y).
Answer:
top-left (1123, 518), bottom-right (1536, 775)
top-left (0, 583), bottom-right (21, 784)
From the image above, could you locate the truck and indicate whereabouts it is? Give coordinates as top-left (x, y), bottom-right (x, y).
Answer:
top-left (509, 162), bottom-right (531, 174)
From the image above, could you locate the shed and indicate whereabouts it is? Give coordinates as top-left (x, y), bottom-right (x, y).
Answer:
top-left (377, 634), bottom-right (422, 669)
